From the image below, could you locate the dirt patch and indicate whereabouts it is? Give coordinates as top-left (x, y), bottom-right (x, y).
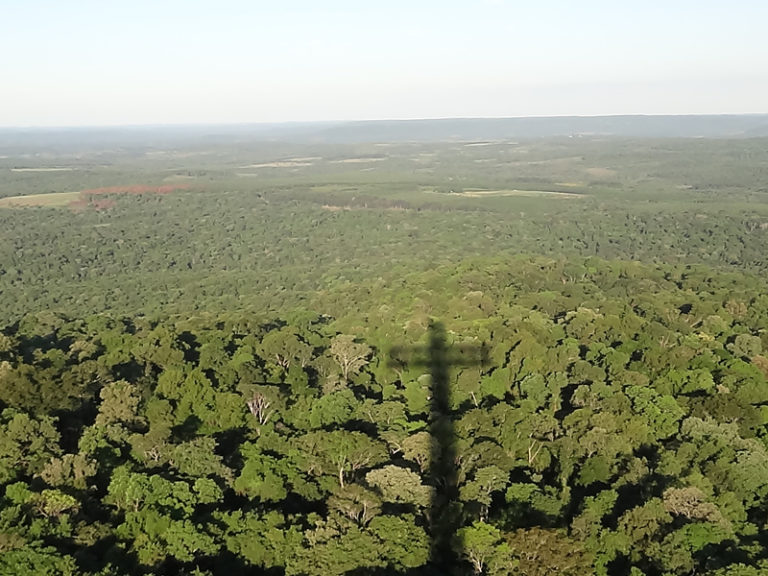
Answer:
top-left (584, 167), bottom-right (617, 179)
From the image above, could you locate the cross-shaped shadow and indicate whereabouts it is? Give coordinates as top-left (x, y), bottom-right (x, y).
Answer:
top-left (247, 321), bottom-right (488, 574)
top-left (389, 321), bottom-right (489, 575)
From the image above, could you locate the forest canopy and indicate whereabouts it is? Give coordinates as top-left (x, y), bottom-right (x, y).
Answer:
top-left (1, 131), bottom-right (768, 575)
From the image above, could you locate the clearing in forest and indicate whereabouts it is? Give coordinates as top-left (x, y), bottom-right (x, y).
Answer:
top-left (0, 185), bottom-right (187, 209)
top-left (9, 167), bottom-right (75, 172)
top-left (241, 159), bottom-right (316, 168)
top-left (0, 191), bottom-right (82, 207)
top-left (431, 188), bottom-right (586, 199)
top-left (329, 157), bottom-right (387, 164)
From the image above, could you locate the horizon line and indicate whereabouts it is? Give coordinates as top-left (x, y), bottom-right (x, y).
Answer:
top-left (2, 112), bottom-right (768, 131)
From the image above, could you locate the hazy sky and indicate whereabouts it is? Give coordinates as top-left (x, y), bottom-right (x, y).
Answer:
top-left (2, 0), bottom-right (767, 126)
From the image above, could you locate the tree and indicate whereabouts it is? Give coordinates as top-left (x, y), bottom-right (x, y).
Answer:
top-left (0, 409), bottom-right (61, 484)
top-left (506, 527), bottom-right (594, 576)
top-left (287, 520), bottom-right (382, 576)
top-left (369, 514), bottom-right (430, 571)
top-left (366, 465), bottom-right (433, 508)
top-left (234, 444), bottom-right (288, 502)
top-left (330, 334), bottom-right (372, 382)
top-left (39, 453), bottom-right (97, 490)
top-left (116, 509), bottom-right (219, 565)
top-left (167, 437), bottom-right (232, 481)
top-left (309, 389), bottom-right (358, 429)
top-left (402, 431), bottom-right (432, 473)
top-left (0, 545), bottom-right (79, 576)
top-left (33, 489), bottom-right (79, 519)
top-left (327, 484), bottom-right (382, 525)
top-left (217, 510), bottom-right (303, 569)
top-left (460, 465), bottom-right (509, 519)
top-left (260, 328), bottom-right (313, 373)
top-left (245, 385), bottom-right (280, 427)
top-left (94, 380), bottom-right (144, 428)
top-left (728, 334), bottom-right (762, 359)
top-left (297, 431), bottom-right (387, 488)
top-left (455, 521), bottom-right (517, 575)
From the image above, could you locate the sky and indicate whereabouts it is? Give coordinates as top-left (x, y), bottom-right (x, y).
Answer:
top-left (1, 0), bottom-right (767, 126)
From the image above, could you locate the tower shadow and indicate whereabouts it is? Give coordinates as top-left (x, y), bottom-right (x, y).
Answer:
top-left (390, 321), bottom-right (488, 575)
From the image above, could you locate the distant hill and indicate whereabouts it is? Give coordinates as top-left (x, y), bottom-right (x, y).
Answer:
top-left (2, 114), bottom-right (768, 149)
top-left (310, 114), bottom-right (768, 142)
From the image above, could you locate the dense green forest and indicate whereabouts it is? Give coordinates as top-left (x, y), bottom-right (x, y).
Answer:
top-left (2, 129), bottom-right (768, 575)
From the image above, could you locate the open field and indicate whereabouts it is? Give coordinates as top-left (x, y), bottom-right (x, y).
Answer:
top-left (0, 185), bottom-right (187, 209)
top-left (241, 160), bottom-right (315, 168)
top-left (329, 156), bottom-right (387, 164)
top-left (9, 167), bottom-right (75, 172)
top-left (0, 190), bottom-right (82, 207)
top-left (451, 188), bottom-right (585, 198)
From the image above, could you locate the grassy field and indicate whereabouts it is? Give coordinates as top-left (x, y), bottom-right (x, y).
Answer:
top-left (0, 190), bottom-right (82, 207)
top-left (449, 188), bottom-right (586, 198)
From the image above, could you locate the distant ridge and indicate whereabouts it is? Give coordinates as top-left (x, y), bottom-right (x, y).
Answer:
top-left (2, 114), bottom-right (768, 148)
top-left (311, 114), bottom-right (768, 142)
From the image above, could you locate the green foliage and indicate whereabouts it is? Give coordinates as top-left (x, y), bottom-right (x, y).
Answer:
top-left (1, 263), bottom-right (768, 574)
top-left (366, 465), bottom-right (433, 508)
top-left (455, 521), bottom-right (517, 575)
top-left (94, 380), bottom-right (143, 428)
top-left (728, 334), bottom-right (763, 359)
top-left (368, 514), bottom-right (430, 570)
top-left (309, 389), bottom-right (358, 428)
top-left (0, 409), bottom-right (61, 484)
top-left (217, 510), bottom-right (302, 569)
top-left (233, 444), bottom-right (288, 502)
top-left (0, 545), bottom-right (79, 576)
top-left (2, 135), bottom-right (768, 574)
